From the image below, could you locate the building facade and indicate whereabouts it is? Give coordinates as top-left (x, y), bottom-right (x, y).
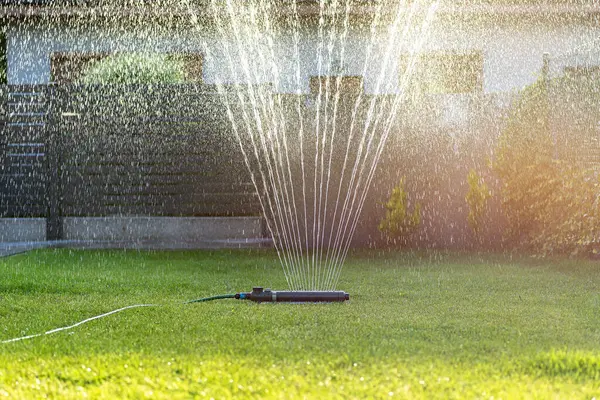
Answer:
top-left (4, 4), bottom-right (600, 93)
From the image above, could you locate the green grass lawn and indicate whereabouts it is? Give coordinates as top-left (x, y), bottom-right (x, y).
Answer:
top-left (0, 249), bottom-right (599, 399)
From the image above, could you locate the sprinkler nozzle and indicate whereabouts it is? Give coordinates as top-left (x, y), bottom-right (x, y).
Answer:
top-left (236, 287), bottom-right (349, 303)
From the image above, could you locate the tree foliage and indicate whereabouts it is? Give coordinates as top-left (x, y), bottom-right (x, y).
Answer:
top-left (378, 178), bottom-right (421, 245)
top-left (465, 169), bottom-right (491, 243)
top-left (492, 75), bottom-right (600, 256)
top-left (80, 53), bottom-right (185, 84)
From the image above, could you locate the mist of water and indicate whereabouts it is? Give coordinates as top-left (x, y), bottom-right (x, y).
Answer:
top-left (184, 0), bottom-right (440, 290)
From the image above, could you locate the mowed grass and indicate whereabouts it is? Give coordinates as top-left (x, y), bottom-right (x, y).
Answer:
top-left (0, 249), bottom-right (599, 399)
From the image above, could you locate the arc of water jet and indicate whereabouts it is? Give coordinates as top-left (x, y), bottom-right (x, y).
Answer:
top-left (324, 1), bottom-right (392, 289)
top-left (324, 0), bottom-right (415, 289)
top-left (227, 0), bottom-right (328, 290)
top-left (224, 102), bottom-right (294, 289)
top-left (224, 13), bottom-right (301, 287)
top-left (192, 0), bottom-right (438, 290)
top-left (291, 0), bottom-right (311, 290)
top-left (212, 0), bottom-right (301, 287)
top-left (311, 0), bottom-right (328, 290)
top-left (190, 0), bottom-right (304, 288)
top-left (223, 79), bottom-right (299, 288)
top-left (315, 0), bottom-right (342, 290)
top-left (331, 57), bottom-right (426, 288)
top-left (329, 2), bottom-right (440, 290)
top-left (257, 0), bottom-right (307, 288)
top-left (249, 1), bottom-right (306, 287)
top-left (321, 0), bottom-right (388, 290)
top-left (321, 0), bottom-right (398, 285)
top-left (326, 0), bottom-right (417, 288)
top-left (245, 10), bottom-right (311, 290)
top-left (237, 4), bottom-right (301, 277)
top-left (326, 0), bottom-right (431, 289)
top-left (227, 3), bottom-right (302, 276)
top-left (318, 0), bottom-right (354, 290)
top-left (328, 2), bottom-right (434, 289)
top-left (185, 3), bottom-right (295, 288)
top-left (270, 3), bottom-right (312, 289)
top-left (188, 1), bottom-right (296, 287)
top-left (329, 5), bottom-right (438, 287)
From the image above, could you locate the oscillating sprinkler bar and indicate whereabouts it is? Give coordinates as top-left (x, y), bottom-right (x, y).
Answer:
top-left (236, 287), bottom-right (349, 303)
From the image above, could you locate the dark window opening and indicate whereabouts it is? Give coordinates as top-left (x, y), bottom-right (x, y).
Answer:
top-left (309, 75), bottom-right (363, 96)
top-left (400, 52), bottom-right (484, 94)
top-left (50, 52), bottom-right (204, 84)
top-left (171, 53), bottom-right (203, 83)
top-left (50, 52), bottom-right (108, 83)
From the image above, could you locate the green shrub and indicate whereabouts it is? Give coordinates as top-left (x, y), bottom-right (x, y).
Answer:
top-left (80, 53), bottom-right (185, 84)
top-left (378, 178), bottom-right (421, 246)
top-left (465, 169), bottom-right (491, 243)
top-left (492, 76), bottom-right (600, 256)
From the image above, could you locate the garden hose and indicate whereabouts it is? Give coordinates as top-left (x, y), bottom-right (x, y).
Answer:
top-left (2, 288), bottom-right (349, 344)
top-left (1, 295), bottom-right (234, 344)
top-left (184, 294), bottom-right (237, 304)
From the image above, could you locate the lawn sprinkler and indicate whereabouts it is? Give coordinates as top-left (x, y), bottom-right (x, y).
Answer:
top-left (184, 287), bottom-right (350, 304)
top-left (236, 287), bottom-right (349, 303)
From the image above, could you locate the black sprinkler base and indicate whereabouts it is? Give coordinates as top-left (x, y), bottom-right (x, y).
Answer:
top-left (236, 287), bottom-right (349, 302)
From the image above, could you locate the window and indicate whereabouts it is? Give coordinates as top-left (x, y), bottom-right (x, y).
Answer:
top-left (50, 52), bottom-right (204, 83)
top-left (309, 75), bottom-right (363, 96)
top-left (50, 53), bottom-right (107, 83)
top-left (400, 52), bottom-right (483, 94)
top-left (174, 53), bottom-right (203, 83)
